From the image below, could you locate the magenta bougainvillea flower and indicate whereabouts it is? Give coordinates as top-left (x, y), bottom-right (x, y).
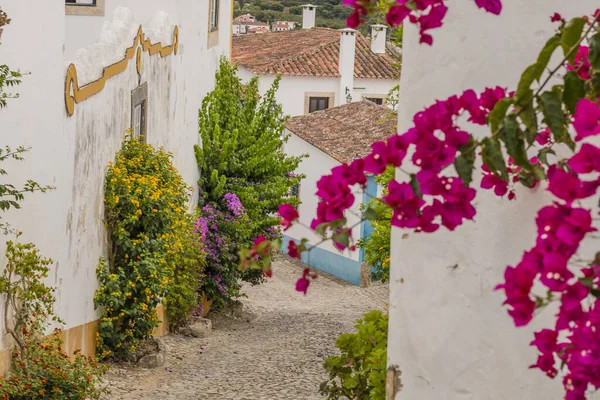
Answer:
top-left (295, 268), bottom-right (316, 295)
top-left (550, 12), bottom-right (565, 23)
top-left (474, 0), bottom-right (502, 15)
top-left (287, 240), bottom-right (301, 260)
top-left (573, 98), bottom-right (600, 141)
top-left (278, 203), bottom-right (299, 230)
top-left (567, 46), bottom-right (591, 80)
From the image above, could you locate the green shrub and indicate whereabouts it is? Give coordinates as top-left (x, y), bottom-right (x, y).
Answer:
top-left (95, 135), bottom-right (192, 360)
top-left (165, 214), bottom-right (206, 330)
top-left (320, 310), bottom-right (388, 400)
top-left (357, 167), bottom-right (394, 283)
top-left (0, 241), bottom-right (108, 399)
top-left (195, 58), bottom-right (304, 285)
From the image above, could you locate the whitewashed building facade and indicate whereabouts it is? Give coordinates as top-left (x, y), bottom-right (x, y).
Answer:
top-left (283, 101), bottom-right (395, 285)
top-left (388, 1), bottom-right (600, 399)
top-left (0, 0), bottom-right (232, 372)
top-left (232, 5), bottom-right (399, 117)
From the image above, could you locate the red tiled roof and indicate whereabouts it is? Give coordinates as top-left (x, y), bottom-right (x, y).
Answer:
top-left (285, 101), bottom-right (397, 164)
top-left (232, 27), bottom-right (399, 79)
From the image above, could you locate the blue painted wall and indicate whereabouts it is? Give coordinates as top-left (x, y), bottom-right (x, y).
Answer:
top-left (281, 235), bottom-right (362, 286)
top-left (359, 175), bottom-right (378, 263)
top-left (281, 176), bottom-right (378, 287)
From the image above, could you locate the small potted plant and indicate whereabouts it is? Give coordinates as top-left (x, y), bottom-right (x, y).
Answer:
top-left (0, 7), bottom-right (11, 41)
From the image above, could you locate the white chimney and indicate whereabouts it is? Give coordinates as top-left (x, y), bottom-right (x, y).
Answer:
top-left (370, 24), bottom-right (387, 54)
top-left (338, 28), bottom-right (356, 106)
top-left (302, 4), bottom-right (317, 29)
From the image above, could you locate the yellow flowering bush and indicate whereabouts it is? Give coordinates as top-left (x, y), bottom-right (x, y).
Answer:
top-left (95, 136), bottom-right (192, 360)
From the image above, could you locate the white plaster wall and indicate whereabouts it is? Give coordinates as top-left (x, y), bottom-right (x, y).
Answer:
top-left (238, 69), bottom-right (340, 116)
top-left (354, 77), bottom-right (396, 102)
top-left (283, 132), bottom-right (361, 261)
top-left (238, 69), bottom-right (397, 117)
top-left (0, 0), bottom-right (231, 347)
top-left (389, 1), bottom-right (599, 399)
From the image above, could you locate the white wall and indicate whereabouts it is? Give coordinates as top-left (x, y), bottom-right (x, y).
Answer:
top-left (389, 1), bottom-right (598, 399)
top-left (0, 0), bottom-right (231, 347)
top-left (238, 69), bottom-right (396, 117)
top-left (354, 77), bottom-right (395, 102)
top-left (283, 132), bottom-right (362, 261)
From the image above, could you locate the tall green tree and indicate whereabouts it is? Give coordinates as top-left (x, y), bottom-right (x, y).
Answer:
top-left (195, 58), bottom-right (304, 280)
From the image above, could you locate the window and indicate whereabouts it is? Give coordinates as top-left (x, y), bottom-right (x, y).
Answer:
top-left (131, 83), bottom-right (148, 142)
top-left (210, 0), bottom-right (220, 30)
top-left (208, 0), bottom-right (220, 48)
top-left (365, 97), bottom-right (384, 105)
top-left (290, 182), bottom-right (300, 198)
top-left (65, 0), bottom-right (104, 15)
top-left (309, 97), bottom-right (329, 113)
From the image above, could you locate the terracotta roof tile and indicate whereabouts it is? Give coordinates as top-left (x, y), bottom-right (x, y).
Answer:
top-left (285, 101), bottom-right (397, 164)
top-left (232, 28), bottom-right (399, 79)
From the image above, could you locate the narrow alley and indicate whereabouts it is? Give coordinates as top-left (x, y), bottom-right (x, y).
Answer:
top-left (104, 256), bottom-right (388, 399)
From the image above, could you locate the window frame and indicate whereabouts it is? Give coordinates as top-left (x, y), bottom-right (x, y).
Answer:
top-left (131, 83), bottom-right (148, 143)
top-left (365, 97), bottom-right (384, 105)
top-left (304, 92), bottom-right (335, 114)
top-left (362, 94), bottom-right (386, 106)
top-left (65, 0), bottom-right (104, 16)
top-left (208, 0), bottom-right (220, 48)
top-left (290, 182), bottom-right (301, 198)
top-left (309, 97), bottom-right (329, 113)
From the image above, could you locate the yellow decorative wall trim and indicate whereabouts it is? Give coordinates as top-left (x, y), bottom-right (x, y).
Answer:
top-left (0, 305), bottom-right (169, 376)
top-left (65, 25), bottom-right (179, 117)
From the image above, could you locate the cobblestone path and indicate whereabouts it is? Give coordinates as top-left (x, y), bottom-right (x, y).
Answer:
top-left (104, 256), bottom-right (388, 399)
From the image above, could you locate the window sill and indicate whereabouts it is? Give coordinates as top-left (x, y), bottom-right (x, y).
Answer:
top-left (208, 28), bottom-right (219, 49)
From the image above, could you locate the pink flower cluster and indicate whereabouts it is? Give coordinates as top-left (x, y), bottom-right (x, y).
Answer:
top-left (496, 97), bottom-right (600, 398)
top-left (309, 86), bottom-right (509, 247)
top-left (343, 0), bottom-right (501, 45)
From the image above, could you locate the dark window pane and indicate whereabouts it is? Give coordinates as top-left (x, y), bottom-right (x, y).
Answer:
top-left (291, 183), bottom-right (300, 197)
top-left (309, 96), bottom-right (329, 113)
top-left (366, 97), bottom-right (383, 105)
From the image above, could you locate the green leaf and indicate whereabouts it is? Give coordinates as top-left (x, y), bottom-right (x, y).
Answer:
top-left (514, 64), bottom-right (538, 103)
top-left (579, 277), bottom-right (594, 287)
top-left (332, 230), bottom-right (350, 248)
top-left (409, 174), bottom-right (422, 198)
top-left (518, 173), bottom-right (536, 189)
top-left (563, 71), bottom-right (585, 114)
top-left (534, 35), bottom-right (561, 81)
top-left (537, 148), bottom-right (556, 166)
top-left (454, 137), bottom-right (476, 186)
top-left (261, 255), bottom-right (272, 269)
top-left (488, 98), bottom-right (513, 132)
top-left (501, 115), bottom-right (528, 168)
top-left (315, 223), bottom-right (329, 237)
top-left (363, 207), bottom-right (379, 221)
top-left (589, 33), bottom-right (600, 72)
top-left (561, 17), bottom-right (586, 63)
top-left (481, 138), bottom-right (508, 181)
top-left (539, 91), bottom-right (574, 150)
top-left (518, 97), bottom-right (538, 145)
top-left (531, 164), bottom-right (547, 181)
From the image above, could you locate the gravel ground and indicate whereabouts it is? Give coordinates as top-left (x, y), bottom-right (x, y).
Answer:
top-left (103, 256), bottom-right (389, 400)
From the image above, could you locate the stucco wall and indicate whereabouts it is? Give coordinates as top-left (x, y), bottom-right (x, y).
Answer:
top-left (388, 1), bottom-right (598, 399)
top-left (283, 132), bottom-right (362, 262)
top-left (354, 77), bottom-right (396, 103)
top-left (0, 0), bottom-right (231, 352)
top-left (237, 69), bottom-right (396, 117)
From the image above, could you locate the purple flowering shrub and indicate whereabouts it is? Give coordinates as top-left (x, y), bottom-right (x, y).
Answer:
top-left (194, 193), bottom-right (253, 308)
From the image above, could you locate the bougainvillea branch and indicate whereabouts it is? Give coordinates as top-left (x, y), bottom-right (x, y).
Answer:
top-left (239, 3), bottom-right (600, 398)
